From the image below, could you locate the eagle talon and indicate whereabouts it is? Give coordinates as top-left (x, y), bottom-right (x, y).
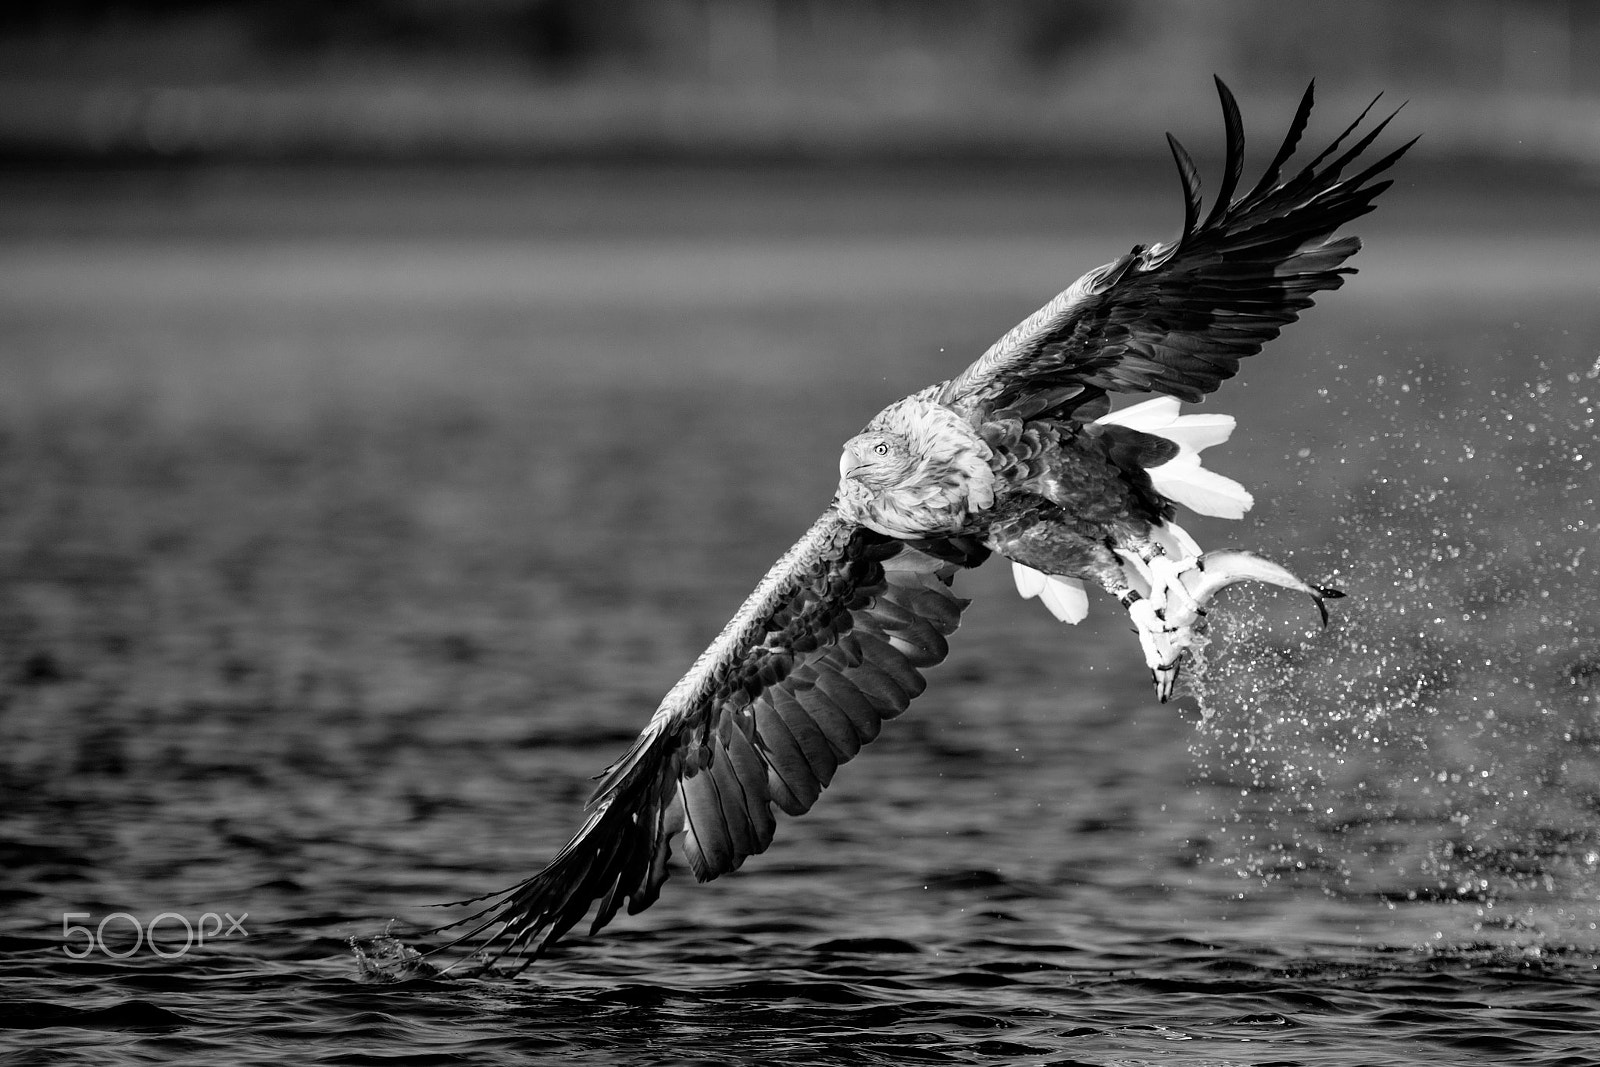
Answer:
top-left (1145, 554), bottom-right (1202, 618)
top-left (1126, 595), bottom-right (1191, 702)
top-left (1153, 658), bottom-right (1182, 703)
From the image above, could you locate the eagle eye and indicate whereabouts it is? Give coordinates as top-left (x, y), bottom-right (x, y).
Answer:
top-left (872, 442), bottom-right (890, 457)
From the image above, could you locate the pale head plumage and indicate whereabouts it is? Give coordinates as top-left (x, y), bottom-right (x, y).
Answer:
top-left (835, 397), bottom-right (996, 538)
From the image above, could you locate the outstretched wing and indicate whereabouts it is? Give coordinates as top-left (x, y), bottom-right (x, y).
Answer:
top-left (432, 509), bottom-right (986, 970)
top-left (939, 78), bottom-right (1415, 417)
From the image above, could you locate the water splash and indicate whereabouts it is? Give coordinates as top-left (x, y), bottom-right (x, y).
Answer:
top-left (351, 929), bottom-right (444, 983)
top-left (1189, 356), bottom-right (1600, 946)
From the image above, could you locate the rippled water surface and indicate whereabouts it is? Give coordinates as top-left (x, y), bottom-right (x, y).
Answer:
top-left (2, 167), bottom-right (1599, 1064)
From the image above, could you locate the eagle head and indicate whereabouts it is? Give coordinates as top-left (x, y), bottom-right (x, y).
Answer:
top-left (838, 431), bottom-right (917, 489)
top-left (835, 397), bottom-right (996, 539)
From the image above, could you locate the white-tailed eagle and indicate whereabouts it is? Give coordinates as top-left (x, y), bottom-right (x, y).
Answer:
top-left (422, 79), bottom-right (1411, 973)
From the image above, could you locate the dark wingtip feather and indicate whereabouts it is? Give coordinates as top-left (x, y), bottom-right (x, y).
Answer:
top-left (1341, 134), bottom-right (1419, 194)
top-left (1165, 132), bottom-right (1203, 245)
top-left (1297, 90), bottom-right (1385, 180)
top-left (1200, 77), bottom-right (1246, 231)
top-left (1317, 106), bottom-right (1403, 186)
top-left (1243, 80), bottom-right (1316, 202)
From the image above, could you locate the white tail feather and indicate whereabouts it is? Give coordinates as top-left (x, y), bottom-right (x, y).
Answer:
top-left (1098, 397), bottom-right (1253, 520)
top-left (1148, 456), bottom-right (1254, 519)
top-left (1011, 563), bottom-right (1089, 624)
top-left (1011, 562), bottom-right (1047, 598)
top-left (1039, 575), bottom-right (1089, 623)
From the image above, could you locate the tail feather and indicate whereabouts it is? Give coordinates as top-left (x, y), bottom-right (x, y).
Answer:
top-left (1148, 457), bottom-right (1254, 519)
top-left (1098, 396), bottom-right (1254, 519)
top-left (1012, 563), bottom-right (1089, 624)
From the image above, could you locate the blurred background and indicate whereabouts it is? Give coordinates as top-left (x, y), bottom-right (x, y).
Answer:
top-left (1, 0), bottom-right (1598, 165)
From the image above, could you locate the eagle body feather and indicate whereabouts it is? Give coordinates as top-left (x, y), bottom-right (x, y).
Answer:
top-left (419, 79), bottom-right (1411, 971)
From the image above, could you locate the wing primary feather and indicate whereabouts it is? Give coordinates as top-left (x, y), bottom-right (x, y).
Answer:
top-left (1295, 90), bottom-right (1385, 181)
top-left (636, 792), bottom-right (679, 912)
top-left (585, 814), bottom-right (648, 934)
top-left (590, 853), bottom-right (635, 934)
top-left (1311, 105), bottom-right (1405, 190)
top-left (1331, 134), bottom-right (1419, 201)
top-left (1242, 80), bottom-right (1316, 202)
top-left (1165, 132), bottom-right (1203, 244)
top-left (1199, 76), bottom-right (1245, 232)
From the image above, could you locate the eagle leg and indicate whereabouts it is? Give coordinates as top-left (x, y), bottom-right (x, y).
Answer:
top-left (1115, 533), bottom-right (1203, 622)
top-left (1118, 538), bottom-right (1346, 703)
top-left (1125, 592), bottom-right (1187, 703)
top-left (1097, 561), bottom-right (1189, 704)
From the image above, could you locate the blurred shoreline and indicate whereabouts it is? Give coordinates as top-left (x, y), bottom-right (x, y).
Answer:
top-left (3, 79), bottom-right (1597, 173)
top-left (2, 154), bottom-right (1596, 248)
top-left (3, 2), bottom-right (1598, 171)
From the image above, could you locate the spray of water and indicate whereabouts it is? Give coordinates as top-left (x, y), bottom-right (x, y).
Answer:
top-left (1188, 353), bottom-right (1599, 946)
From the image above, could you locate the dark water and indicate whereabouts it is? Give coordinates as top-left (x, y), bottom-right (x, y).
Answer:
top-left (2, 168), bottom-right (1599, 1065)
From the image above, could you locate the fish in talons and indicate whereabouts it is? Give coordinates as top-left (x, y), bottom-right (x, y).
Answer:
top-left (1108, 538), bottom-right (1345, 703)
